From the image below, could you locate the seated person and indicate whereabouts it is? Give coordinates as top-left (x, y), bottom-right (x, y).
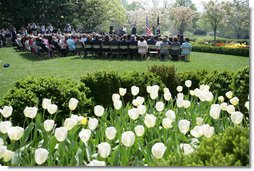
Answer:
top-left (170, 36), bottom-right (181, 60)
top-left (180, 38), bottom-right (192, 61)
top-left (66, 36), bottom-right (76, 52)
top-left (147, 36), bottom-right (156, 45)
top-left (138, 37), bottom-right (148, 59)
top-left (160, 38), bottom-right (169, 60)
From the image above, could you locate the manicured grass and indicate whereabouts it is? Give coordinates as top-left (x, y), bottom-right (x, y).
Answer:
top-left (0, 47), bottom-right (249, 100)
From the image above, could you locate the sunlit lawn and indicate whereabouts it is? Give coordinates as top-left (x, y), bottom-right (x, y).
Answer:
top-left (0, 47), bottom-right (249, 100)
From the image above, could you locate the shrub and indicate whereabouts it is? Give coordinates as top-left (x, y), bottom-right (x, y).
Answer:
top-left (156, 126), bottom-right (249, 166)
top-left (148, 65), bottom-right (178, 98)
top-left (231, 66), bottom-right (249, 115)
top-left (1, 77), bottom-right (93, 126)
top-left (201, 71), bottom-right (233, 97)
top-left (192, 45), bottom-right (249, 57)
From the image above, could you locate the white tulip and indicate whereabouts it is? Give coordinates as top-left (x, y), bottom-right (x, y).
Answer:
top-left (0, 145), bottom-right (7, 159)
top-left (79, 129), bottom-right (91, 143)
top-left (94, 105), bottom-right (104, 117)
top-left (35, 148), bottom-right (49, 165)
top-left (226, 105), bottom-right (235, 114)
top-left (134, 125), bottom-right (145, 137)
top-left (7, 126), bottom-right (24, 141)
top-left (87, 160), bottom-right (106, 166)
top-left (220, 102), bottom-right (228, 111)
top-left (209, 104), bottom-right (221, 119)
top-left (47, 104), bottom-right (58, 115)
top-left (163, 88), bottom-right (170, 94)
top-left (121, 131), bottom-right (135, 147)
top-left (24, 106), bottom-right (38, 119)
top-left (113, 99), bottom-right (122, 110)
top-left (70, 114), bottom-right (80, 125)
top-left (231, 111), bottom-right (244, 125)
top-left (119, 88), bottom-right (127, 96)
top-left (54, 127), bottom-right (68, 142)
top-left (105, 126), bottom-right (117, 140)
top-left (194, 88), bottom-right (201, 97)
top-left (180, 143), bottom-right (194, 155)
top-left (150, 90), bottom-right (159, 100)
top-left (131, 86), bottom-right (139, 96)
top-left (137, 105), bottom-right (146, 115)
top-left (189, 90), bottom-right (195, 96)
top-left (202, 124), bottom-right (214, 138)
top-left (112, 93), bottom-right (120, 102)
top-left (151, 143), bottom-right (167, 159)
top-left (230, 97), bottom-right (239, 106)
top-left (0, 121), bottom-right (12, 134)
top-left (176, 98), bottom-right (184, 108)
top-left (2, 150), bottom-right (14, 162)
top-left (185, 80), bottom-right (192, 88)
top-left (43, 120), bottom-right (55, 132)
top-left (245, 101), bottom-right (249, 110)
top-left (183, 100), bottom-right (191, 109)
top-left (164, 92), bottom-right (172, 101)
top-left (190, 126), bottom-right (203, 138)
top-left (146, 86), bottom-right (152, 93)
top-left (155, 101), bottom-right (165, 112)
top-left (162, 118), bottom-right (173, 129)
top-left (128, 108), bottom-right (139, 120)
top-left (0, 106), bottom-right (13, 118)
top-left (165, 110), bottom-right (176, 122)
top-left (178, 120), bottom-right (190, 135)
top-left (205, 92), bottom-right (214, 102)
top-left (0, 137), bottom-right (3, 146)
top-left (144, 114), bottom-right (156, 128)
top-left (177, 93), bottom-right (184, 99)
top-left (69, 98), bottom-right (79, 111)
top-left (218, 96), bottom-right (224, 103)
top-left (151, 85), bottom-right (160, 92)
top-left (42, 98), bottom-right (51, 109)
top-left (196, 117), bottom-right (203, 126)
top-left (200, 84), bottom-right (210, 91)
top-left (225, 91), bottom-right (233, 99)
top-left (177, 86), bottom-right (183, 92)
top-left (88, 118), bottom-right (98, 131)
top-left (64, 118), bottom-right (77, 130)
top-left (97, 142), bottom-right (111, 158)
top-left (133, 96), bottom-right (145, 106)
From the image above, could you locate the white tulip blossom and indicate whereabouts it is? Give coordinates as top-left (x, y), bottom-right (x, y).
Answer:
top-left (218, 96), bottom-right (224, 103)
top-left (225, 91), bottom-right (233, 99)
top-left (0, 106), bottom-right (13, 118)
top-left (155, 101), bottom-right (165, 112)
top-left (205, 92), bottom-right (214, 102)
top-left (231, 111), bottom-right (244, 125)
top-left (87, 160), bottom-right (106, 166)
top-left (69, 98), bottom-right (79, 111)
top-left (35, 148), bottom-right (49, 165)
top-left (42, 98), bottom-right (51, 109)
top-left (121, 131), bottom-right (135, 147)
top-left (0, 121), bottom-right (12, 134)
top-left (79, 129), bottom-right (91, 143)
top-left (209, 104), bottom-right (221, 119)
top-left (137, 105), bottom-right (146, 115)
top-left (132, 96), bottom-right (145, 107)
top-left (113, 99), bottom-right (122, 110)
top-left (119, 88), bottom-right (127, 96)
top-left (47, 104), bottom-right (58, 115)
top-left (131, 86), bottom-right (139, 96)
top-left (151, 142), bottom-right (167, 159)
top-left (54, 127), bottom-right (68, 142)
top-left (176, 98), bottom-right (184, 108)
top-left (146, 86), bottom-right (152, 93)
top-left (190, 126), bottom-right (203, 138)
top-left (88, 118), bottom-right (98, 131)
top-left (180, 143), bottom-right (194, 155)
top-left (245, 101), bottom-right (249, 111)
top-left (162, 118), bottom-right (173, 129)
top-left (24, 106), bottom-right (38, 119)
top-left (0, 137), bottom-right (3, 146)
top-left (183, 100), bottom-right (191, 109)
top-left (178, 120), bottom-right (190, 135)
top-left (134, 125), bottom-right (145, 137)
top-left (112, 93), bottom-right (120, 102)
top-left (177, 93), bottom-right (184, 99)
top-left (164, 92), bottom-right (172, 101)
top-left (64, 118), bottom-right (77, 130)
top-left (105, 126), bottom-right (117, 140)
top-left (189, 90), bottom-right (195, 96)
top-left (200, 84), bottom-right (210, 91)
top-left (43, 120), bottom-right (55, 132)
top-left (202, 124), bottom-right (214, 138)
top-left (226, 105), bottom-right (235, 115)
top-left (97, 142), bottom-right (111, 158)
top-left (0, 145), bottom-right (7, 159)
top-left (185, 80), bottom-right (192, 88)
top-left (196, 117), bottom-right (203, 126)
top-left (220, 102), bottom-right (228, 111)
top-left (177, 86), bottom-right (183, 92)
top-left (94, 105), bottom-right (104, 117)
top-left (163, 88), bottom-right (170, 94)
top-left (144, 114), bottom-right (156, 128)
top-left (7, 126), bottom-right (24, 141)
top-left (230, 97), bottom-right (239, 106)
top-left (165, 110), bottom-right (176, 122)
top-left (128, 108), bottom-right (140, 120)
top-left (2, 150), bottom-right (14, 162)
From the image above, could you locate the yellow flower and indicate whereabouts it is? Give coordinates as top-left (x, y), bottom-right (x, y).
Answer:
top-left (80, 118), bottom-right (88, 125)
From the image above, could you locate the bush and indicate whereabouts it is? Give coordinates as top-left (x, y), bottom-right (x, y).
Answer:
top-left (81, 71), bottom-right (165, 107)
top-left (231, 66), bottom-right (249, 115)
top-left (1, 77), bottom-right (93, 126)
top-left (156, 126), bottom-right (249, 166)
top-left (192, 45), bottom-right (249, 57)
top-left (148, 65), bottom-right (178, 98)
top-left (201, 71), bottom-right (233, 97)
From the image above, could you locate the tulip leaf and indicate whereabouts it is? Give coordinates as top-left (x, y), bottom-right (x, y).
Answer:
top-left (20, 123), bottom-right (35, 147)
top-left (75, 148), bottom-right (83, 166)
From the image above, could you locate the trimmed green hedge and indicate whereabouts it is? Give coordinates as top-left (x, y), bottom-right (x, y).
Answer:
top-left (192, 45), bottom-right (249, 57)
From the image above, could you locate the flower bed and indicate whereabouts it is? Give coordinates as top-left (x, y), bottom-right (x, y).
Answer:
top-left (0, 80), bottom-right (249, 166)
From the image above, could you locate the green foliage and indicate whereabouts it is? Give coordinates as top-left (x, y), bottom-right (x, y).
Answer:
top-left (80, 71), bottom-right (164, 107)
top-left (192, 45), bottom-right (249, 57)
top-left (148, 65), bottom-right (178, 97)
top-left (156, 126), bottom-right (249, 166)
top-left (231, 66), bottom-right (249, 115)
top-left (201, 71), bottom-right (233, 97)
top-left (1, 77), bottom-right (93, 126)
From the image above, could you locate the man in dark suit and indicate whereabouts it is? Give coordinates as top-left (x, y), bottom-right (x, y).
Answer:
top-left (147, 36), bottom-right (156, 45)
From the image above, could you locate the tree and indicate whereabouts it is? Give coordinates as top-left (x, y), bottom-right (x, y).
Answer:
top-left (173, 0), bottom-right (197, 10)
top-left (202, 0), bottom-right (227, 41)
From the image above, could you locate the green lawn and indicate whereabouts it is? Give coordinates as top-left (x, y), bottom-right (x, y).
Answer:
top-left (0, 47), bottom-right (249, 100)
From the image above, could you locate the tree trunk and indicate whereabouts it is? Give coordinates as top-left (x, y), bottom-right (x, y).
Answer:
top-left (213, 28), bottom-right (217, 41)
